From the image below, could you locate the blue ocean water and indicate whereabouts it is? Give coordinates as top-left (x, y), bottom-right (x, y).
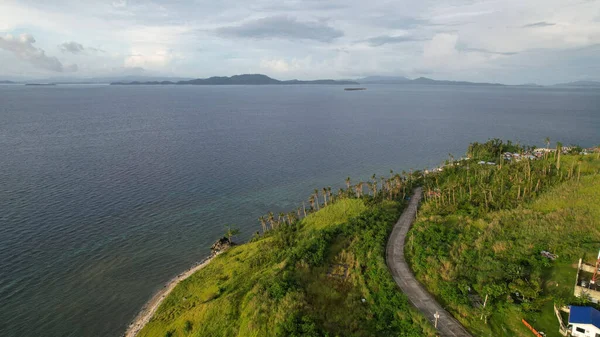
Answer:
top-left (0, 84), bottom-right (598, 336)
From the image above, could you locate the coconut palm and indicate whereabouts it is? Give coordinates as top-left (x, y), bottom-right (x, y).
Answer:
top-left (314, 189), bottom-right (320, 210)
top-left (279, 212), bottom-right (286, 226)
top-left (225, 225), bottom-right (240, 244)
top-left (258, 216), bottom-right (267, 233)
top-left (268, 212), bottom-right (275, 230)
top-left (322, 187), bottom-right (328, 206)
top-left (345, 177), bottom-right (351, 190)
top-left (308, 195), bottom-right (315, 211)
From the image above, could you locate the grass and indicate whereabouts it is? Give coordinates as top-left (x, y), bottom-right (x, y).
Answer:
top-left (302, 199), bottom-right (367, 229)
top-left (138, 194), bottom-right (433, 337)
top-left (407, 152), bottom-right (600, 337)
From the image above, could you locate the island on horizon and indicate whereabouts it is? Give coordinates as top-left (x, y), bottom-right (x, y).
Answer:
top-left (111, 74), bottom-right (358, 86)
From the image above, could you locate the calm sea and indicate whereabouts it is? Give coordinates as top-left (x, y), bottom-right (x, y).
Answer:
top-left (0, 84), bottom-right (598, 336)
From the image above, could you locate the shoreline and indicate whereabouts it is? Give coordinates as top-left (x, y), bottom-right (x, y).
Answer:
top-left (123, 254), bottom-right (218, 337)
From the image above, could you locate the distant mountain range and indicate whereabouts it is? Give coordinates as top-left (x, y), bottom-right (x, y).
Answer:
top-left (356, 76), bottom-right (506, 86)
top-left (356, 76), bottom-right (600, 87)
top-left (552, 80), bottom-right (600, 88)
top-left (112, 74), bottom-right (358, 86)
top-left (2, 74), bottom-right (599, 87)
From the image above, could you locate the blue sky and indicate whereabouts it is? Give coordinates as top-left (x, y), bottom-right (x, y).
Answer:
top-left (1, 0), bottom-right (599, 84)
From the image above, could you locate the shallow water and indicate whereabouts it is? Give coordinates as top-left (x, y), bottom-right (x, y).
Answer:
top-left (0, 84), bottom-right (598, 336)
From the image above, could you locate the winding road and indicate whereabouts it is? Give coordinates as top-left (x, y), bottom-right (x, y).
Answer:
top-left (386, 187), bottom-right (472, 337)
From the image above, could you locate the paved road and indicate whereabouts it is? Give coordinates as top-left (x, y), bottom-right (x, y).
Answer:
top-left (386, 187), bottom-right (472, 337)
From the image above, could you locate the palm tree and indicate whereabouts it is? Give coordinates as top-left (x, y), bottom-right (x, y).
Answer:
top-left (327, 186), bottom-right (332, 204)
top-left (308, 195), bottom-right (315, 211)
top-left (544, 137), bottom-right (551, 159)
top-left (279, 212), bottom-right (286, 226)
top-left (268, 212), bottom-right (275, 230)
top-left (258, 216), bottom-right (267, 233)
top-left (314, 189), bottom-right (320, 210)
top-left (345, 177), bottom-right (351, 190)
top-left (225, 225), bottom-right (240, 244)
top-left (302, 201), bottom-right (307, 217)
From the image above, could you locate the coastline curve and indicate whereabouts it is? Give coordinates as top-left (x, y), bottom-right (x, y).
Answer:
top-left (123, 254), bottom-right (218, 337)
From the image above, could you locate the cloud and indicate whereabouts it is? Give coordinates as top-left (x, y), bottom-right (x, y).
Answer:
top-left (59, 41), bottom-right (105, 54)
top-left (363, 35), bottom-right (425, 46)
top-left (0, 33), bottom-right (76, 72)
top-left (216, 16), bottom-right (344, 42)
top-left (59, 41), bottom-right (85, 54)
top-left (112, 0), bottom-right (127, 8)
top-left (124, 48), bottom-right (175, 69)
top-left (523, 21), bottom-right (556, 28)
top-left (259, 58), bottom-right (306, 73)
top-left (459, 47), bottom-right (518, 56)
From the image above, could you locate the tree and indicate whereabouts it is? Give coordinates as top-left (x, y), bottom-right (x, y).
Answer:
top-left (345, 177), bottom-right (351, 190)
top-left (313, 189), bottom-right (320, 210)
top-left (268, 212), bottom-right (275, 229)
top-left (322, 187), bottom-right (328, 206)
top-left (258, 216), bottom-right (267, 233)
top-left (225, 225), bottom-right (240, 243)
top-left (279, 212), bottom-right (286, 226)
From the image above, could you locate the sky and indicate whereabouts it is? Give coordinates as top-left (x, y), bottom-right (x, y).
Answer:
top-left (0, 0), bottom-right (599, 84)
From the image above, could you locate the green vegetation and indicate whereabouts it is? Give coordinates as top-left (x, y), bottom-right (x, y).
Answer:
top-left (137, 138), bottom-right (600, 337)
top-left (139, 172), bottom-right (434, 337)
top-left (408, 139), bottom-right (600, 336)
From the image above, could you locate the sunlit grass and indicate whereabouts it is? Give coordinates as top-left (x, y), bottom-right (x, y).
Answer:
top-left (302, 199), bottom-right (366, 230)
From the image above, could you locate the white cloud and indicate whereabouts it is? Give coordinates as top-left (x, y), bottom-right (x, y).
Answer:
top-left (0, 33), bottom-right (77, 72)
top-left (0, 0), bottom-right (599, 82)
top-left (260, 58), bottom-right (297, 73)
top-left (124, 48), bottom-right (177, 69)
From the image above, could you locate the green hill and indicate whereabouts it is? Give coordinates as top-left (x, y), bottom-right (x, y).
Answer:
top-left (139, 189), bottom-right (434, 336)
top-left (136, 139), bottom-right (599, 337)
top-left (407, 142), bottom-right (600, 336)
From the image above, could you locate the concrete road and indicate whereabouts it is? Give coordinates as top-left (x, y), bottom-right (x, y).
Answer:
top-left (386, 187), bottom-right (472, 337)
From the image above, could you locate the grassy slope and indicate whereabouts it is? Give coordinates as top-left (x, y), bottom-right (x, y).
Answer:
top-left (407, 155), bottom-right (600, 337)
top-left (139, 198), bottom-right (434, 337)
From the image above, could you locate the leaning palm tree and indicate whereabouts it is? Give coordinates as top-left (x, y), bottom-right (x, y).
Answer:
top-left (225, 225), bottom-right (240, 244)
top-left (302, 201), bottom-right (307, 217)
top-left (313, 189), bottom-right (320, 210)
top-left (327, 187), bottom-right (332, 203)
top-left (345, 177), bottom-right (351, 190)
top-left (322, 187), bottom-right (328, 206)
top-left (287, 212), bottom-right (295, 225)
top-left (308, 195), bottom-right (315, 211)
top-left (258, 216), bottom-right (267, 233)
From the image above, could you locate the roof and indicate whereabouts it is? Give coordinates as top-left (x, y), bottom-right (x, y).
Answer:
top-left (569, 306), bottom-right (600, 327)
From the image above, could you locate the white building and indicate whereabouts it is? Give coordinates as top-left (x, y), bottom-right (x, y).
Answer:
top-left (569, 306), bottom-right (600, 337)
